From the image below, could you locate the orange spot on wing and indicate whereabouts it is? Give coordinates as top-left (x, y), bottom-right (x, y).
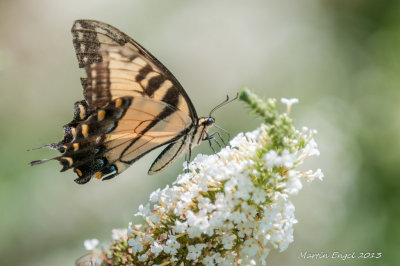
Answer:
top-left (73, 143), bottom-right (79, 151)
top-left (76, 168), bottom-right (83, 176)
top-left (71, 127), bottom-right (76, 138)
top-left (95, 171), bottom-right (102, 179)
top-left (98, 110), bottom-right (106, 121)
top-left (115, 98), bottom-right (122, 107)
top-left (82, 124), bottom-right (89, 137)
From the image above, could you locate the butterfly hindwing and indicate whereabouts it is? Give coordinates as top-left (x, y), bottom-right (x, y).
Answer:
top-left (56, 97), bottom-right (132, 183)
top-left (148, 137), bottom-right (189, 175)
top-left (59, 94), bottom-right (193, 184)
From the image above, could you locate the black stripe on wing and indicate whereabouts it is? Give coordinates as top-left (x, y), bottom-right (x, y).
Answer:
top-left (71, 19), bottom-right (198, 120)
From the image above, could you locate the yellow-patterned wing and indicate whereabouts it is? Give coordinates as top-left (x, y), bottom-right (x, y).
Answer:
top-left (30, 20), bottom-right (201, 184)
top-left (72, 19), bottom-right (197, 119)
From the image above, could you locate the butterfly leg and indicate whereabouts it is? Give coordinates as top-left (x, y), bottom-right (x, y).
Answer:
top-left (209, 131), bottom-right (226, 146)
top-left (184, 153), bottom-right (189, 173)
top-left (214, 124), bottom-right (231, 143)
top-left (210, 134), bottom-right (223, 150)
top-left (204, 132), bottom-right (220, 155)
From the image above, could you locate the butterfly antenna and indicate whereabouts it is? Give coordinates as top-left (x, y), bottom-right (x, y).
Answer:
top-left (209, 93), bottom-right (238, 117)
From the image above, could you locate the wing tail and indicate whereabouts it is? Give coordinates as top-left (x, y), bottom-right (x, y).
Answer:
top-left (29, 158), bottom-right (51, 166)
top-left (27, 143), bottom-right (60, 151)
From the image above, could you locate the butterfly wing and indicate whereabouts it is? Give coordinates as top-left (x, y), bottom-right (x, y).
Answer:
top-left (71, 19), bottom-right (197, 120)
top-left (68, 46), bottom-right (194, 184)
top-left (148, 137), bottom-right (189, 175)
top-left (30, 20), bottom-right (198, 183)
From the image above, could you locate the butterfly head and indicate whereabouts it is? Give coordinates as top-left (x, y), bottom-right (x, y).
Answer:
top-left (198, 94), bottom-right (239, 148)
top-left (197, 117), bottom-right (215, 137)
top-left (194, 117), bottom-right (215, 147)
top-left (200, 117), bottom-right (215, 127)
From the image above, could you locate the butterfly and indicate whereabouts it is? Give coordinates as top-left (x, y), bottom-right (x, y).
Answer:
top-left (30, 20), bottom-right (235, 184)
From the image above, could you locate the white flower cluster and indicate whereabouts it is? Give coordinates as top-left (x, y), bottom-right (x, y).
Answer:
top-left (94, 96), bottom-right (323, 265)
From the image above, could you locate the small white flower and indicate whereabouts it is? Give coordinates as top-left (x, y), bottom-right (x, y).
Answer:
top-left (202, 255), bottom-right (214, 266)
top-left (252, 188), bottom-right (267, 204)
top-left (138, 253), bottom-right (148, 262)
top-left (237, 222), bottom-right (253, 238)
top-left (284, 171), bottom-right (303, 195)
top-left (258, 216), bottom-right (272, 234)
top-left (229, 132), bottom-right (245, 148)
top-left (149, 188), bottom-right (161, 202)
top-left (213, 252), bottom-right (224, 264)
top-left (235, 174), bottom-right (255, 200)
top-left (222, 234), bottom-right (236, 249)
top-left (187, 210), bottom-right (209, 232)
top-left (150, 242), bottom-right (163, 257)
top-left (224, 178), bottom-right (238, 193)
top-left (229, 211), bottom-right (247, 224)
top-left (198, 196), bottom-right (215, 213)
top-left (84, 239), bottom-right (99, 250)
top-left (127, 222), bottom-right (133, 235)
top-left (209, 211), bottom-right (227, 227)
top-left (174, 172), bottom-right (192, 185)
top-left (188, 181), bottom-right (201, 195)
top-left (260, 248), bottom-right (271, 265)
top-left (174, 220), bottom-right (188, 233)
top-left (174, 201), bottom-right (189, 216)
top-left (111, 229), bottom-right (127, 240)
top-left (281, 97), bottom-right (299, 107)
top-left (187, 244), bottom-right (205, 260)
top-left (181, 191), bottom-right (194, 204)
top-left (281, 149), bottom-right (295, 168)
top-left (214, 193), bottom-right (226, 210)
top-left (242, 203), bottom-right (258, 221)
top-left (304, 138), bottom-right (320, 157)
top-left (128, 236), bottom-right (143, 254)
top-left (281, 98), bottom-right (299, 115)
top-left (264, 150), bottom-right (282, 167)
top-left (135, 203), bottom-right (150, 217)
top-left (314, 168), bottom-right (324, 180)
top-left (187, 226), bottom-right (203, 238)
top-left (143, 234), bottom-right (153, 244)
top-left (164, 236), bottom-right (180, 255)
top-left (148, 214), bottom-right (160, 224)
top-left (241, 239), bottom-right (258, 257)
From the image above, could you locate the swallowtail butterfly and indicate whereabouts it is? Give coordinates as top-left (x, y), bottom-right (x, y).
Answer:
top-left (30, 20), bottom-right (235, 184)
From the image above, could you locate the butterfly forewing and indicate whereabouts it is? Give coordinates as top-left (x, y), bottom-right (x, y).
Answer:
top-left (72, 52), bottom-right (194, 183)
top-left (72, 20), bottom-right (197, 119)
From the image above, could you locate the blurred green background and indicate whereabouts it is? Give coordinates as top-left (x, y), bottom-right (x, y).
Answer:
top-left (1, 0), bottom-right (399, 265)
